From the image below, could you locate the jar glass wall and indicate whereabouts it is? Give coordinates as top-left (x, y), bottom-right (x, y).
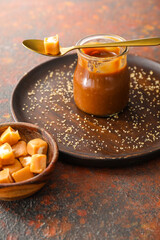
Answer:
top-left (73, 34), bottom-right (130, 116)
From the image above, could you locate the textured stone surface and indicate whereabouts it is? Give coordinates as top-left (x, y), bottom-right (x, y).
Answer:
top-left (0, 0), bottom-right (160, 239)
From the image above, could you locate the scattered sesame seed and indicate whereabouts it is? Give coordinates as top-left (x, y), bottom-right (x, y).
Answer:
top-left (21, 62), bottom-right (160, 155)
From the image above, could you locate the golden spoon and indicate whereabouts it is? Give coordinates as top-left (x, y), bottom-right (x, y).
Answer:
top-left (22, 37), bottom-right (160, 57)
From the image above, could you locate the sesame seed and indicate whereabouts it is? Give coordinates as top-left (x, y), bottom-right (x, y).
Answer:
top-left (21, 63), bottom-right (160, 154)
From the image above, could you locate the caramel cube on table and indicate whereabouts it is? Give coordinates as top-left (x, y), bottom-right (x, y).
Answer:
top-left (0, 168), bottom-right (13, 183)
top-left (27, 138), bottom-right (48, 155)
top-left (0, 127), bottom-right (20, 146)
top-left (19, 156), bottom-right (32, 167)
top-left (44, 34), bottom-right (60, 55)
top-left (30, 154), bottom-right (47, 174)
top-left (3, 159), bottom-right (22, 174)
top-left (0, 143), bottom-right (15, 165)
top-left (12, 141), bottom-right (27, 158)
top-left (12, 166), bottom-right (34, 183)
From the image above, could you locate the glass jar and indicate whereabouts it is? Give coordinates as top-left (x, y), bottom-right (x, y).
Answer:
top-left (73, 34), bottom-right (130, 116)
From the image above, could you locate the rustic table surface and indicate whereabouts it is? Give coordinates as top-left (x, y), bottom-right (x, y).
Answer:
top-left (0, 0), bottom-right (160, 239)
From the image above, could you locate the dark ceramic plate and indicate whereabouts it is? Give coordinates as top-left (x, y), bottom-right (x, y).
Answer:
top-left (11, 54), bottom-right (160, 166)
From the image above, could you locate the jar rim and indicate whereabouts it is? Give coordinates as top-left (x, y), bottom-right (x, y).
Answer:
top-left (76, 34), bottom-right (129, 61)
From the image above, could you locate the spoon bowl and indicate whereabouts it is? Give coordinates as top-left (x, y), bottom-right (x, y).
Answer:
top-left (23, 39), bottom-right (74, 57)
top-left (23, 37), bottom-right (160, 57)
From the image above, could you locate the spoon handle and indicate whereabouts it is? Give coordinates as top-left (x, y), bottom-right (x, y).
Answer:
top-left (74, 37), bottom-right (160, 49)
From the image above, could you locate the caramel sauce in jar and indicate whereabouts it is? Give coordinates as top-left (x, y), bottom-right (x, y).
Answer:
top-left (73, 35), bottom-right (130, 116)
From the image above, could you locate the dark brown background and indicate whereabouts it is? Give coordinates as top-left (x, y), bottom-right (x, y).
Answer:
top-left (0, 0), bottom-right (160, 239)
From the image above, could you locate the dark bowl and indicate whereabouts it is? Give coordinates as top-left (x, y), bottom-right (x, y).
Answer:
top-left (0, 122), bottom-right (59, 201)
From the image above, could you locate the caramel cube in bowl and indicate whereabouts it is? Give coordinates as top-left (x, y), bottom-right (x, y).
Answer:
top-left (3, 159), bottom-right (22, 174)
top-left (0, 169), bottom-right (13, 183)
top-left (27, 138), bottom-right (48, 155)
top-left (12, 166), bottom-right (34, 183)
top-left (19, 156), bottom-right (32, 167)
top-left (0, 127), bottom-right (20, 146)
top-left (0, 143), bottom-right (15, 165)
top-left (30, 154), bottom-right (47, 174)
top-left (12, 141), bottom-right (27, 158)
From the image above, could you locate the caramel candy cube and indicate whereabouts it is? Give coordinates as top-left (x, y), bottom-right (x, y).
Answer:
top-left (0, 127), bottom-right (20, 146)
top-left (44, 34), bottom-right (60, 55)
top-left (30, 154), bottom-right (46, 174)
top-left (27, 138), bottom-right (48, 155)
top-left (0, 143), bottom-right (15, 165)
top-left (3, 159), bottom-right (22, 174)
top-left (0, 168), bottom-right (13, 183)
top-left (12, 141), bottom-right (27, 158)
top-left (12, 166), bottom-right (34, 182)
top-left (19, 156), bottom-right (32, 167)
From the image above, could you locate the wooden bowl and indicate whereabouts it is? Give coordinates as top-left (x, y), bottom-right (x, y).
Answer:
top-left (0, 122), bottom-right (59, 201)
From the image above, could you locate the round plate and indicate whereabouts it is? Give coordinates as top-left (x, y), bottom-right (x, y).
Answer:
top-left (11, 54), bottom-right (160, 166)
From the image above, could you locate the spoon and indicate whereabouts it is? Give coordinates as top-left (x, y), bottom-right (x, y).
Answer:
top-left (23, 37), bottom-right (160, 57)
